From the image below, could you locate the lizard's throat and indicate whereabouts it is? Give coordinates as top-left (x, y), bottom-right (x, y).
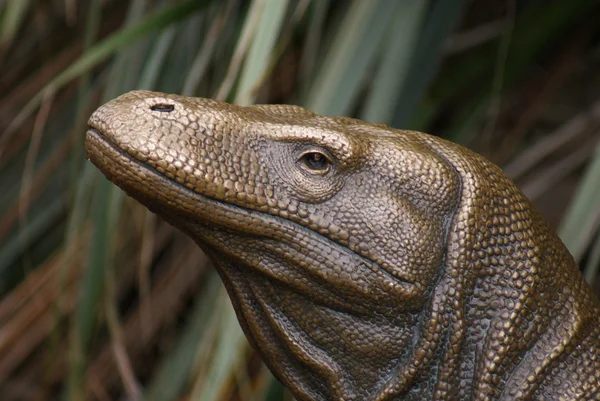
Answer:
top-left (213, 257), bottom-right (419, 401)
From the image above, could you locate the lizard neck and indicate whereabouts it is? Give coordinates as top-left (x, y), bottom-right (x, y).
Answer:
top-left (214, 258), bottom-right (426, 401)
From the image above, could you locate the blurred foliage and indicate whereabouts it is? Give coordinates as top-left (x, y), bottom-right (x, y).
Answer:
top-left (0, 0), bottom-right (599, 400)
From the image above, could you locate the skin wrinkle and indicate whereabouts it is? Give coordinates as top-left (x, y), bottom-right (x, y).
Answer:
top-left (86, 90), bottom-right (600, 401)
top-left (250, 283), bottom-right (349, 399)
top-left (214, 258), bottom-right (328, 401)
top-left (201, 228), bottom-right (394, 318)
top-left (419, 136), bottom-right (467, 399)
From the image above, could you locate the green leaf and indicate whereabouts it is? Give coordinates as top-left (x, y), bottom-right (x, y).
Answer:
top-left (139, 26), bottom-right (178, 89)
top-left (0, 0), bottom-right (32, 47)
top-left (67, 177), bottom-right (112, 401)
top-left (559, 143), bottom-right (600, 263)
top-left (3, 0), bottom-right (212, 146)
top-left (304, 0), bottom-right (397, 116)
top-left (0, 197), bottom-right (64, 285)
top-left (391, 0), bottom-right (466, 128)
top-left (584, 229), bottom-right (600, 284)
top-left (235, 0), bottom-right (289, 106)
top-left (189, 300), bottom-right (248, 401)
top-left (147, 271), bottom-right (222, 401)
top-left (361, 0), bottom-right (428, 124)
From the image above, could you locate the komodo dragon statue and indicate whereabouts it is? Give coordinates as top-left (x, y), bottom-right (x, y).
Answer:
top-left (85, 90), bottom-right (600, 400)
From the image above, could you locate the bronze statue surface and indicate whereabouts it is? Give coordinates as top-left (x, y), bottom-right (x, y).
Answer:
top-left (86, 90), bottom-right (600, 400)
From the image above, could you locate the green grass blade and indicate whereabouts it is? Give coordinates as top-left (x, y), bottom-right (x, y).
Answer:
top-left (58, 162), bottom-right (96, 360)
top-left (584, 229), bottom-right (600, 284)
top-left (559, 143), bottom-right (600, 263)
top-left (264, 376), bottom-right (285, 401)
top-left (298, 0), bottom-right (330, 100)
top-left (146, 271), bottom-right (222, 401)
top-left (215, 0), bottom-right (264, 101)
top-left (190, 300), bottom-right (248, 401)
top-left (391, 0), bottom-right (466, 128)
top-left (103, 0), bottom-right (154, 97)
top-left (159, 19), bottom-right (208, 93)
top-left (234, 0), bottom-right (289, 106)
top-left (139, 26), bottom-right (177, 89)
top-left (304, 0), bottom-right (397, 116)
top-left (3, 0), bottom-right (213, 147)
top-left (67, 177), bottom-right (111, 401)
top-left (0, 0), bottom-right (31, 47)
top-left (417, 1), bottom-right (594, 142)
top-left (70, 0), bottom-right (103, 185)
top-left (429, 1), bottom-right (594, 124)
top-left (361, 0), bottom-right (428, 124)
top-left (182, 3), bottom-right (233, 96)
top-left (0, 197), bottom-right (64, 284)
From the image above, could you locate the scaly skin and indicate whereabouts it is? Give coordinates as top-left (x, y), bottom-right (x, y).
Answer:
top-left (85, 90), bottom-right (600, 400)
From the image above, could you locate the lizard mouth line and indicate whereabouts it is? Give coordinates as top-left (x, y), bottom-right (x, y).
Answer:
top-left (85, 125), bottom-right (417, 293)
top-left (85, 125), bottom-right (309, 241)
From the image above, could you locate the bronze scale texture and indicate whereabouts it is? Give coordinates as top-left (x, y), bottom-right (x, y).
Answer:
top-left (85, 90), bottom-right (600, 401)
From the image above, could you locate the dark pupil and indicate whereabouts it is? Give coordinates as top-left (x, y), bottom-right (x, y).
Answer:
top-left (151, 104), bottom-right (174, 112)
top-left (305, 152), bottom-right (328, 170)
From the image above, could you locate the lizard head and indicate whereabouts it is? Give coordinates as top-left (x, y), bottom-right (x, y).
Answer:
top-left (86, 90), bottom-right (459, 313)
top-left (85, 90), bottom-right (461, 399)
top-left (85, 90), bottom-right (596, 400)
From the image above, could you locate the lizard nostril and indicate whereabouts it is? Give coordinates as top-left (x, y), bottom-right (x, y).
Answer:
top-left (150, 103), bottom-right (174, 112)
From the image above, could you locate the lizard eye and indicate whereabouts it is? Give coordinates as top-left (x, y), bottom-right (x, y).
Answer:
top-left (298, 150), bottom-right (333, 175)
